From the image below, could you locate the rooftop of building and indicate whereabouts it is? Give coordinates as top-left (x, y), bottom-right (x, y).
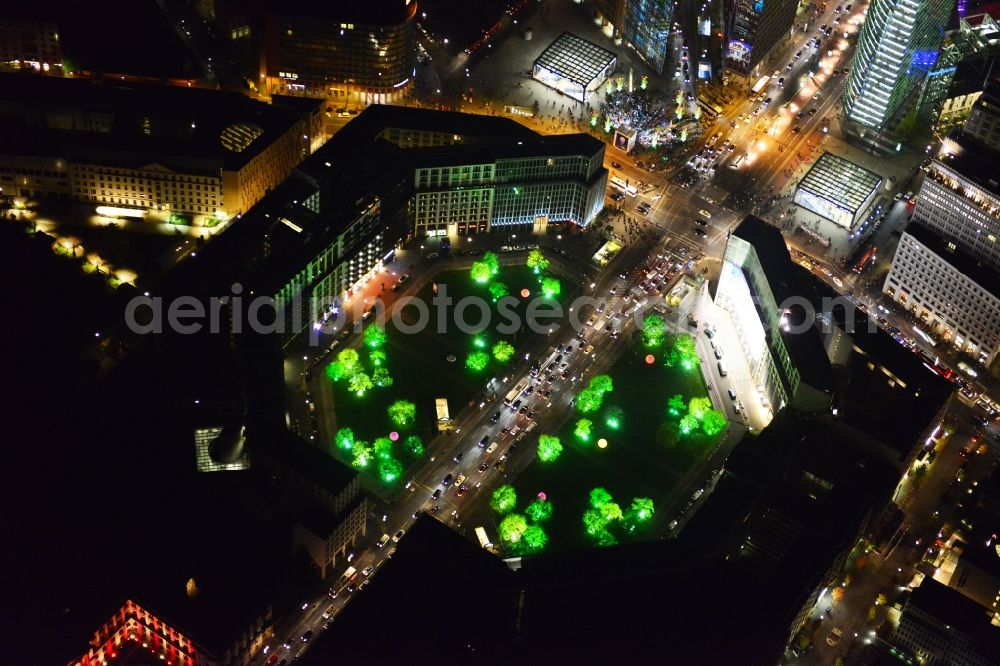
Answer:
top-left (797, 151), bottom-right (883, 214)
top-left (938, 130), bottom-right (1000, 197)
top-left (297, 514), bottom-right (519, 663)
top-left (731, 216), bottom-right (836, 394)
top-left (0, 73), bottom-right (317, 172)
top-left (903, 221), bottom-right (1000, 300)
top-left (905, 578), bottom-right (1000, 649)
top-left (264, 0), bottom-right (417, 24)
top-left (251, 427), bottom-right (358, 497)
top-left (959, 539), bottom-right (1000, 578)
top-left (533, 31), bottom-right (617, 87)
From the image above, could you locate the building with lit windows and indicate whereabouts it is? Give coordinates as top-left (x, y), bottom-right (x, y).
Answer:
top-left (893, 579), bottom-right (1000, 666)
top-left (882, 224), bottom-right (1000, 366)
top-left (0, 75), bottom-right (322, 221)
top-left (584, 0), bottom-right (673, 75)
top-left (842, 0), bottom-right (956, 152)
top-left (215, 0), bottom-right (418, 105)
top-left (0, 12), bottom-right (61, 73)
top-left (964, 79), bottom-right (1000, 150)
top-left (724, 0), bottom-right (799, 76)
top-left (714, 216), bottom-right (835, 415)
top-left (915, 134), bottom-right (1000, 270)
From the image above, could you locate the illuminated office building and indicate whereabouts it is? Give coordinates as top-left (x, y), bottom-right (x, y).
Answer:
top-left (842, 0), bottom-right (955, 152)
top-left (724, 0), bottom-right (799, 76)
top-left (586, 0), bottom-right (673, 74)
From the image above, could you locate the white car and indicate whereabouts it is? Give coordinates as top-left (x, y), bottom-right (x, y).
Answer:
top-left (486, 442), bottom-right (498, 454)
top-left (698, 209), bottom-right (712, 219)
top-left (361, 565), bottom-right (374, 576)
top-left (392, 529), bottom-right (405, 543)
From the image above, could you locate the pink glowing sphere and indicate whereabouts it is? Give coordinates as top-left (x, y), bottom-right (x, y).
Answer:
top-left (389, 431), bottom-right (399, 441)
top-left (520, 288), bottom-right (531, 298)
top-left (645, 354), bottom-right (655, 365)
top-left (537, 491), bottom-right (547, 501)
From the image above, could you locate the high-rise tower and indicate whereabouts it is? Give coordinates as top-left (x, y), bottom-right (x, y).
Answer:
top-left (842, 0), bottom-right (955, 152)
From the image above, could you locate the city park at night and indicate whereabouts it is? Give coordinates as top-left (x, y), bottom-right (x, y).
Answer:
top-left (317, 248), bottom-right (727, 554)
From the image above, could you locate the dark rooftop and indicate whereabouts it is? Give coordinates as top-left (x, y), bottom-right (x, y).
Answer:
top-left (905, 578), bottom-right (1000, 648)
top-left (938, 131), bottom-right (1000, 197)
top-left (903, 222), bottom-right (1000, 299)
top-left (265, 0), bottom-right (417, 24)
top-left (252, 428), bottom-right (357, 497)
top-left (297, 514), bottom-right (518, 664)
top-left (0, 73), bottom-right (315, 172)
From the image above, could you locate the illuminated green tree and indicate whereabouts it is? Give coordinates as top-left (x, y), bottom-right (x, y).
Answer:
top-left (334, 427), bottom-right (355, 451)
top-left (688, 396), bottom-right (712, 421)
top-left (470, 261), bottom-right (491, 283)
top-left (363, 324), bottom-right (386, 349)
top-left (369, 349), bottom-right (387, 367)
top-left (583, 509), bottom-right (606, 536)
top-left (702, 409), bottom-right (727, 437)
top-left (629, 497), bottom-right (655, 521)
top-left (525, 498), bottom-right (553, 522)
top-left (521, 525), bottom-right (548, 553)
top-left (372, 367), bottom-right (394, 388)
top-left (348, 371), bottom-right (374, 395)
top-left (589, 487), bottom-right (613, 510)
top-left (387, 399), bottom-right (417, 428)
top-left (337, 348), bottom-right (361, 373)
top-left (492, 340), bottom-right (515, 364)
top-left (402, 434), bottom-right (424, 457)
top-left (526, 248), bottom-right (550, 273)
top-left (604, 405), bottom-right (623, 429)
top-left (537, 434), bottom-right (563, 462)
top-left (379, 457), bottom-right (403, 483)
top-left (482, 251), bottom-right (500, 276)
top-left (325, 361), bottom-right (348, 382)
top-left (575, 418), bottom-right (593, 440)
top-left (499, 513), bottom-right (529, 543)
top-left (595, 529), bottom-right (618, 546)
top-left (674, 334), bottom-right (699, 369)
top-left (489, 281), bottom-right (510, 302)
top-left (465, 350), bottom-right (490, 372)
top-left (642, 315), bottom-right (666, 348)
top-left (490, 485), bottom-right (518, 514)
top-left (575, 387), bottom-right (603, 413)
top-left (590, 375), bottom-right (613, 395)
top-left (373, 437), bottom-right (394, 460)
top-left (667, 394), bottom-right (686, 417)
top-left (679, 414), bottom-right (698, 435)
top-left (541, 276), bottom-right (561, 298)
top-left (601, 501), bottom-right (624, 522)
top-left (351, 441), bottom-right (372, 468)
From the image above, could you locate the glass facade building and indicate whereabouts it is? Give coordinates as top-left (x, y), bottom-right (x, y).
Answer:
top-left (622, 0), bottom-right (674, 75)
top-left (842, 0), bottom-right (955, 146)
top-left (724, 0), bottom-right (799, 75)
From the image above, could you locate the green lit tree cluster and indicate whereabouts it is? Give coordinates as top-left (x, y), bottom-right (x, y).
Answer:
top-left (537, 434), bottom-right (563, 462)
top-left (351, 440), bottom-right (373, 468)
top-left (387, 399), bottom-right (417, 429)
top-left (373, 437), bottom-right (394, 461)
top-left (498, 513), bottom-right (528, 543)
top-left (541, 276), bottom-right (561, 298)
top-left (490, 485), bottom-right (518, 514)
top-left (574, 418), bottom-right (593, 441)
top-left (489, 281), bottom-right (510, 302)
top-left (674, 334), bottom-right (699, 370)
top-left (327, 347), bottom-right (394, 397)
top-left (483, 251), bottom-right (500, 277)
top-left (525, 498), bottom-right (553, 523)
top-left (363, 324), bottom-right (387, 349)
top-left (604, 405), bottom-right (623, 430)
top-left (642, 314), bottom-right (667, 348)
top-left (402, 434), bottom-right (424, 458)
top-left (492, 340), bottom-right (515, 364)
top-left (583, 487), bottom-right (652, 544)
top-left (575, 374), bottom-right (613, 414)
top-left (334, 427), bottom-right (355, 451)
top-left (526, 248), bottom-right (550, 274)
top-left (666, 393), bottom-right (727, 439)
top-left (470, 261), bottom-right (491, 284)
top-left (465, 350), bottom-right (490, 372)
top-left (379, 457), bottom-right (403, 483)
